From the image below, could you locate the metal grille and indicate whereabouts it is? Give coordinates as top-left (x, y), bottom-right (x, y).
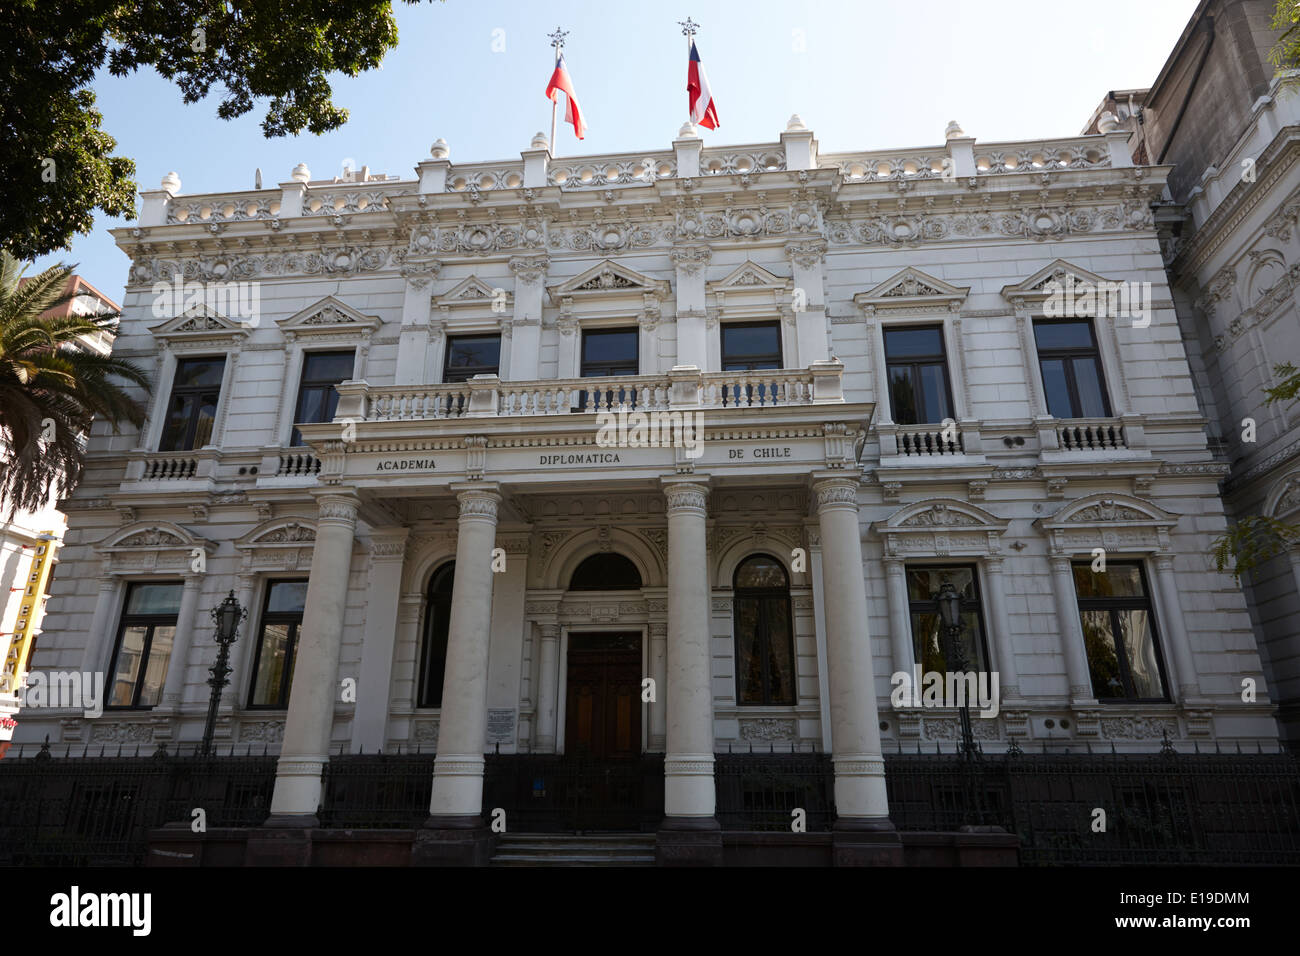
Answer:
top-left (715, 749), bottom-right (836, 831)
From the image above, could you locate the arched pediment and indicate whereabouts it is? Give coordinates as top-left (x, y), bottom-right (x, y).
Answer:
top-left (539, 526), bottom-right (664, 590)
top-left (1264, 470), bottom-right (1300, 519)
top-left (873, 498), bottom-right (1008, 558)
top-left (97, 521), bottom-right (211, 552)
top-left (234, 517), bottom-right (318, 549)
top-left (1035, 493), bottom-right (1179, 556)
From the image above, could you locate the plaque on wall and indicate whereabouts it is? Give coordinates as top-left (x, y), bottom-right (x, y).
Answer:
top-left (487, 708), bottom-right (517, 744)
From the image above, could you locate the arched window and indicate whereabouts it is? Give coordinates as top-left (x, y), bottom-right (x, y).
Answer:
top-left (733, 554), bottom-right (796, 706)
top-left (417, 562), bottom-right (454, 708)
top-left (569, 553), bottom-right (642, 590)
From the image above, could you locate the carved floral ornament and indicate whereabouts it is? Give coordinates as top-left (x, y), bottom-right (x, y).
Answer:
top-left (854, 266), bottom-right (970, 314)
top-left (234, 517), bottom-right (319, 574)
top-left (873, 498), bottom-right (1009, 559)
top-left (277, 296), bottom-right (381, 339)
top-left (149, 306), bottom-right (250, 349)
top-left (95, 521), bottom-right (216, 575)
top-left (548, 259), bottom-right (670, 306)
top-left (1034, 493), bottom-right (1178, 556)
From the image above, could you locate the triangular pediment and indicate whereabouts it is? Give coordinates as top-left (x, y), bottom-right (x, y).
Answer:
top-left (1001, 259), bottom-right (1117, 302)
top-left (277, 296), bottom-right (381, 334)
top-left (150, 305), bottom-right (249, 340)
top-left (707, 261), bottom-right (791, 292)
top-left (435, 276), bottom-right (511, 308)
top-left (549, 259), bottom-right (670, 304)
top-left (854, 268), bottom-right (969, 312)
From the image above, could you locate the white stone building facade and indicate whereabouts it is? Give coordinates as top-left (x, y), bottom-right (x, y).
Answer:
top-left (14, 115), bottom-right (1280, 831)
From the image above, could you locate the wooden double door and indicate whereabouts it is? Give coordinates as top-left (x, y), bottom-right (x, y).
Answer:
top-left (564, 632), bottom-right (642, 759)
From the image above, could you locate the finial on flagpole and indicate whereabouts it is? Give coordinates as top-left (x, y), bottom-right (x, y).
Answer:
top-left (548, 26), bottom-right (569, 51)
top-left (678, 17), bottom-right (699, 37)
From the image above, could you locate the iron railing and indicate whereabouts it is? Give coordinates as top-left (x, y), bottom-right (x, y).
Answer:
top-left (2, 741), bottom-right (1298, 865)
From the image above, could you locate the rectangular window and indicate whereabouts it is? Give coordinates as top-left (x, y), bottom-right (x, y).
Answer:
top-left (159, 357), bottom-right (226, 452)
top-left (1072, 562), bottom-right (1168, 701)
top-left (721, 322), bottom-right (782, 371)
top-left (106, 582), bottom-right (183, 709)
top-left (1033, 319), bottom-right (1111, 419)
top-left (443, 334), bottom-right (501, 383)
top-left (905, 565), bottom-right (991, 675)
top-left (291, 350), bottom-right (355, 446)
top-left (579, 328), bottom-right (639, 410)
top-left (247, 580), bottom-right (309, 709)
top-left (884, 326), bottom-right (954, 425)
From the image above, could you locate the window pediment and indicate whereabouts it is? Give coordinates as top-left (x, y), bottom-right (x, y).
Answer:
top-left (1035, 493), bottom-right (1178, 555)
top-left (435, 275), bottom-right (512, 311)
top-left (854, 267), bottom-right (969, 314)
top-left (1001, 259), bottom-right (1118, 306)
top-left (95, 521), bottom-right (215, 574)
top-left (276, 296), bottom-right (381, 338)
top-left (150, 305), bottom-right (249, 348)
top-left (235, 517), bottom-right (318, 573)
top-left (1266, 470), bottom-right (1300, 519)
top-left (548, 259), bottom-right (670, 306)
top-left (873, 498), bottom-right (1008, 558)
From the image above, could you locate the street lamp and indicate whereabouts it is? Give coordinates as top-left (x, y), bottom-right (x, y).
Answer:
top-left (934, 580), bottom-right (976, 759)
top-left (201, 590), bottom-right (246, 756)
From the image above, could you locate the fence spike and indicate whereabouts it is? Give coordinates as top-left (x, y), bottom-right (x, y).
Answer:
top-left (1257, 739), bottom-right (1264, 754)
top-left (1236, 741), bottom-right (1242, 755)
top-left (1194, 740), bottom-right (1200, 755)
top-left (1085, 740), bottom-right (1091, 755)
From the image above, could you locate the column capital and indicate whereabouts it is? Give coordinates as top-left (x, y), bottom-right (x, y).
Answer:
top-left (508, 254), bottom-right (549, 284)
top-left (661, 478), bottom-right (710, 515)
top-left (453, 484), bottom-right (501, 521)
top-left (812, 475), bottom-right (861, 514)
top-left (538, 623), bottom-right (560, 641)
top-left (313, 489), bottom-right (360, 528)
top-left (883, 557), bottom-right (906, 575)
top-left (370, 527), bottom-right (410, 560)
top-left (1047, 553), bottom-right (1073, 573)
top-left (1152, 552), bottom-right (1176, 572)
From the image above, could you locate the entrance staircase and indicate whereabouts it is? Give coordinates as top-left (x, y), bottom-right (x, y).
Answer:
top-left (489, 833), bottom-right (657, 867)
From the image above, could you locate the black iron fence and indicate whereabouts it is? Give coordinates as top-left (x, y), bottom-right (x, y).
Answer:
top-left (1, 741), bottom-right (1298, 865)
top-left (0, 742), bottom-right (276, 866)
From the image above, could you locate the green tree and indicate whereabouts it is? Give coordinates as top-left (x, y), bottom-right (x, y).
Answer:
top-left (1, 1), bottom-right (421, 261)
top-left (1271, 0), bottom-right (1300, 71)
top-left (1213, 362), bottom-right (1300, 578)
top-left (0, 251), bottom-right (150, 517)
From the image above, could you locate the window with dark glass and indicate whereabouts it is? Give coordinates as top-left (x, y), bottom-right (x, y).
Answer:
top-left (569, 553), bottom-right (642, 590)
top-left (291, 350), bottom-right (354, 446)
top-left (159, 357), bottom-right (225, 451)
top-left (579, 328), bottom-right (640, 409)
top-left (247, 580), bottom-right (308, 709)
top-left (733, 555), bottom-right (796, 706)
top-left (905, 565), bottom-right (990, 674)
top-left (1072, 562), bottom-right (1168, 701)
top-left (1033, 319), bottom-right (1111, 419)
top-left (884, 326), bottom-right (954, 425)
top-left (418, 563), bottom-right (455, 708)
top-left (721, 322), bottom-right (782, 371)
top-left (106, 582), bottom-right (182, 709)
top-left (442, 334), bottom-right (501, 383)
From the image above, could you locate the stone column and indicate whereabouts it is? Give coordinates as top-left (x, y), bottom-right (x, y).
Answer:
top-left (350, 529), bottom-right (409, 752)
top-left (267, 491), bottom-right (359, 824)
top-left (883, 559), bottom-right (915, 678)
top-left (813, 476), bottom-right (894, 844)
top-left (983, 557), bottom-right (1021, 700)
top-left (535, 623), bottom-right (560, 752)
top-left (657, 478), bottom-right (721, 865)
top-left (427, 485), bottom-right (500, 812)
top-left (80, 570), bottom-right (119, 676)
top-left (1150, 553), bottom-right (1201, 701)
top-left (414, 484), bottom-right (500, 866)
top-left (161, 573), bottom-right (205, 709)
top-left (1048, 555), bottom-right (1096, 704)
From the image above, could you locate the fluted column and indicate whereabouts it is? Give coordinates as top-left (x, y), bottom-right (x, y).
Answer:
top-left (161, 573), bottom-right (204, 708)
top-left (983, 557), bottom-right (1020, 700)
top-left (1150, 553), bottom-right (1200, 701)
top-left (269, 490), bottom-right (360, 823)
top-left (1048, 555), bottom-right (1096, 704)
top-left (883, 559), bottom-right (915, 678)
top-left (428, 484), bottom-right (501, 819)
top-left (535, 623), bottom-right (560, 752)
top-left (814, 476), bottom-right (890, 825)
top-left (661, 479), bottom-right (716, 820)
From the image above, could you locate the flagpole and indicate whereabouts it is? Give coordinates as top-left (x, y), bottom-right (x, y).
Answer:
top-left (548, 27), bottom-right (569, 155)
top-left (679, 17), bottom-right (699, 126)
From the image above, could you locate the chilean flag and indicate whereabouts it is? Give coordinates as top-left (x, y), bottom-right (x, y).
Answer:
top-left (687, 40), bottom-right (719, 130)
top-left (546, 52), bottom-right (587, 140)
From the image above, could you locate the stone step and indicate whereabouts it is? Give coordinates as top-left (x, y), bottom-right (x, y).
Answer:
top-left (489, 833), bottom-right (657, 866)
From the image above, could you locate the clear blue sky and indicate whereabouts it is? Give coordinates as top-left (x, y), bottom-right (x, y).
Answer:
top-left (32, 0), bottom-right (1200, 299)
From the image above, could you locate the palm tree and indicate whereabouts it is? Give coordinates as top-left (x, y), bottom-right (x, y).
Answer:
top-left (0, 250), bottom-right (150, 518)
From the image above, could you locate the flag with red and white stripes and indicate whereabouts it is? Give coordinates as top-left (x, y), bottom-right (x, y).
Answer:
top-left (687, 40), bottom-right (719, 130)
top-left (545, 51), bottom-right (587, 140)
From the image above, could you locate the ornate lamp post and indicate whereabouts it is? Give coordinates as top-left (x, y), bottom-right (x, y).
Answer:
top-left (934, 580), bottom-right (976, 759)
top-left (201, 590), bottom-right (247, 756)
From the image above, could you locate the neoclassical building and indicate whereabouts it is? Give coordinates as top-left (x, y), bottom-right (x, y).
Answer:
top-left (15, 111), bottom-right (1280, 860)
